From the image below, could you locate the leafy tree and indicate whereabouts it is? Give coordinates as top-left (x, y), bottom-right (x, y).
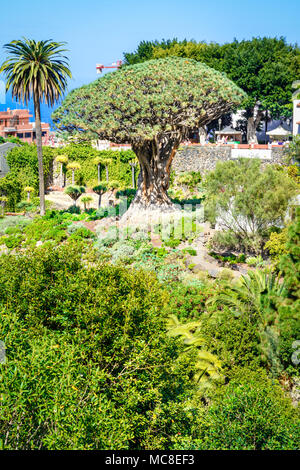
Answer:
top-left (123, 39), bottom-right (179, 65)
top-left (53, 57), bottom-right (245, 218)
top-left (64, 185), bottom-right (85, 206)
top-left (0, 38), bottom-right (72, 215)
top-left (205, 158), bottom-right (298, 253)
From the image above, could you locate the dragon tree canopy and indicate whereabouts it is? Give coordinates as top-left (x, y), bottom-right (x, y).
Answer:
top-left (53, 57), bottom-right (246, 220)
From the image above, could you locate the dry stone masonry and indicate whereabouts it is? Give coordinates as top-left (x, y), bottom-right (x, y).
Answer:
top-left (172, 145), bottom-right (287, 174)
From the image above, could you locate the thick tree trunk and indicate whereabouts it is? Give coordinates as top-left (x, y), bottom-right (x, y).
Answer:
top-left (34, 95), bottom-right (45, 216)
top-left (199, 126), bottom-right (207, 145)
top-left (105, 166), bottom-right (109, 182)
top-left (247, 107), bottom-right (263, 144)
top-left (121, 138), bottom-right (181, 224)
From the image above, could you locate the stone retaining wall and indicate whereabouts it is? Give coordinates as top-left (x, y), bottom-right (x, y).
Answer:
top-left (172, 145), bottom-right (287, 174)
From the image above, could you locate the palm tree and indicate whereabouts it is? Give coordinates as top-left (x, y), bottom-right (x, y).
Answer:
top-left (0, 38), bottom-right (72, 215)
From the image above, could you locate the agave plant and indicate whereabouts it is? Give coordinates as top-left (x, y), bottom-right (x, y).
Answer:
top-left (167, 314), bottom-right (223, 389)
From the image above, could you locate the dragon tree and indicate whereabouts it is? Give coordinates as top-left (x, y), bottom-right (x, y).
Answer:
top-left (53, 57), bottom-right (246, 220)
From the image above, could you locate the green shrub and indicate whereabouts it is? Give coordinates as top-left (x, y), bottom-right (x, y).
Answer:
top-left (0, 243), bottom-right (199, 450)
top-left (6, 144), bottom-right (55, 192)
top-left (200, 309), bottom-right (262, 371)
top-left (204, 158), bottom-right (298, 254)
top-left (163, 238), bottom-right (181, 248)
top-left (0, 173), bottom-right (22, 211)
top-left (264, 228), bottom-right (289, 260)
top-left (195, 369), bottom-right (299, 450)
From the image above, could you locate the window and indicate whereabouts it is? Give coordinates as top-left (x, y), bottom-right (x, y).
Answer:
top-left (25, 133), bottom-right (31, 138)
top-left (17, 133), bottom-right (24, 138)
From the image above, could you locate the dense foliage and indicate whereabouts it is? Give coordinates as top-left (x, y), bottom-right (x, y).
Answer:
top-left (205, 159), bottom-right (298, 253)
top-left (0, 243), bottom-right (201, 449)
top-left (124, 37), bottom-right (300, 138)
top-left (53, 57), bottom-right (245, 144)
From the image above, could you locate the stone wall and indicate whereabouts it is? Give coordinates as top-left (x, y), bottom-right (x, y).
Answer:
top-left (172, 145), bottom-right (287, 174)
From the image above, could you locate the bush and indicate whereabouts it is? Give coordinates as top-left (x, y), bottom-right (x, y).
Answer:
top-left (264, 228), bottom-right (288, 260)
top-left (204, 158), bottom-right (298, 253)
top-left (0, 173), bottom-right (22, 211)
top-left (59, 145), bottom-right (137, 188)
top-left (0, 243), bottom-right (199, 450)
top-left (6, 144), bottom-right (55, 192)
top-left (194, 369), bottom-right (299, 450)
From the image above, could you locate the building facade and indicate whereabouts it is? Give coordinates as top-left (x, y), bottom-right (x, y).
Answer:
top-left (0, 108), bottom-right (50, 144)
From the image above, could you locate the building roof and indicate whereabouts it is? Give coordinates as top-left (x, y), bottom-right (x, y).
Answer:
top-left (215, 126), bottom-right (242, 135)
top-left (266, 125), bottom-right (292, 136)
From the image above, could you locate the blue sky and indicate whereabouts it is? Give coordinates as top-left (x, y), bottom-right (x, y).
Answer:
top-left (1, 0), bottom-right (300, 123)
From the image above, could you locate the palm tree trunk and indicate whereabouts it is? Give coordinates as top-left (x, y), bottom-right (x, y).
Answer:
top-left (34, 95), bottom-right (45, 215)
top-left (98, 164), bottom-right (101, 183)
top-left (105, 165), bottom-right (109, 182)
